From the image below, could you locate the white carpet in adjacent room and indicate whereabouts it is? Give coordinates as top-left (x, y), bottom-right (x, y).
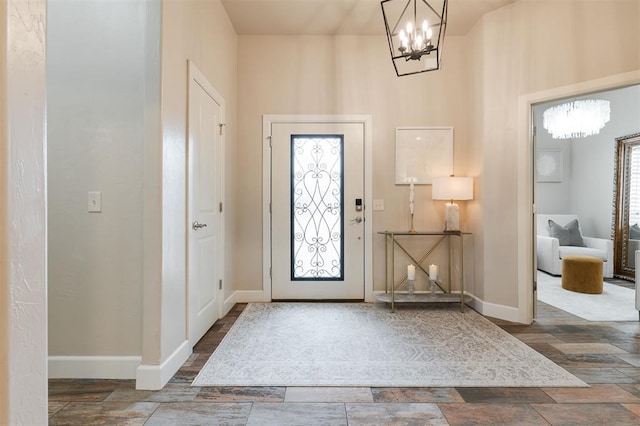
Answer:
top-left (192, 302), bottom-right (585, 388)
top-left (537, 271), bottom-right (638, 322)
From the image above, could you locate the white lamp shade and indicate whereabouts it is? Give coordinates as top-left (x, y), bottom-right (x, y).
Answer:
top-left (432, 176), bottom-right (473, 200)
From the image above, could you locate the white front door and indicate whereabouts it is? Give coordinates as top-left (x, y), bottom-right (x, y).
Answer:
top-left (187, 62), bottom-right (224, 346)
top-left (270, 122), bottom-right (365, 300)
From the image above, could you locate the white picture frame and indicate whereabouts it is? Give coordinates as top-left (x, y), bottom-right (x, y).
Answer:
top-left (395, 127), bottom-right (454, 185)
top-left (536, 149), bottom-right (563, 182)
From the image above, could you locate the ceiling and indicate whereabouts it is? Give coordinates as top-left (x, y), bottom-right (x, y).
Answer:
top-left (221, 0), bottom-right (517, 36)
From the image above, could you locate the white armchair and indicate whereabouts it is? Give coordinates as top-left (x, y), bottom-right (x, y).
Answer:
top-left (536, 214), bottom-right (613, 278)
top-left (630, 239), bottom-right (640, 267)
top-left (636, 251), bottom-right (639, 316)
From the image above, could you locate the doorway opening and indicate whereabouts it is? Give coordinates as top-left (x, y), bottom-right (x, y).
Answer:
top-left (526, 79), bottom-right (640, 322)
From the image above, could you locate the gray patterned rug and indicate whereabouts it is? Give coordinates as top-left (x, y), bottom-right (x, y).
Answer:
top-left (192, 303), bottom-right (585, 387)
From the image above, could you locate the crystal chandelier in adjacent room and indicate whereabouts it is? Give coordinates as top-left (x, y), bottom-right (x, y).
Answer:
top-left (381, 0), bottom-right (447, 77)
top-left (543, 99), bottom-right (611, 139)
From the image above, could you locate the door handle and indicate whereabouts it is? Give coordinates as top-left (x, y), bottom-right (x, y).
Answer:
top-left (192, 221), bottom-right (208, 230)
top-left (349, 217), bottom-right (363, 224)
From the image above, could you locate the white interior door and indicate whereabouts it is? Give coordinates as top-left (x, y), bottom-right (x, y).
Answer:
top-left (271, 122), bottom-right (365, 300)
top-left (187, 62), bottom-right (224, 345)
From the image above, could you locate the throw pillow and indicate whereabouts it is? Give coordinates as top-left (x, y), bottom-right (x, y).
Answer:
top-left (630, 223), bottom-right (640, 240)
top-left (548, 219), bottom-right (585, 247)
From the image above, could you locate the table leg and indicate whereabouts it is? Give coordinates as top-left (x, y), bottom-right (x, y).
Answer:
top-left (460, 234), bottom-right (465, 312)
top-left (391, 233), bottom-right (395, 312)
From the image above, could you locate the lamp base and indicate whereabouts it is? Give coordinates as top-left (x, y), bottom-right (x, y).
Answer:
top-left (444, 202), bottom-right (460, 231)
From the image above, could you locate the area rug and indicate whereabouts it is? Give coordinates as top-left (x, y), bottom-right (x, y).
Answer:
top-left (192, 303), bottom-right (585, 387)
top-left (537, 271), bottom-right (638, 322)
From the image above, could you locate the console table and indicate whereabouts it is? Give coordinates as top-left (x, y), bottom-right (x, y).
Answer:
top-left (378, 231), bottom-right (471, 312)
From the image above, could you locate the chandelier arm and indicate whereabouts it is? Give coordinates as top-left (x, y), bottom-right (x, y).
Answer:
top-left (437, 0), bottom-right (447, 41)
top-left (420, 0), bottom-right (442, 19)
top-left (389, 0), bottom-right (414, 37)
top-left (436, 8), bottom-right (447, 49)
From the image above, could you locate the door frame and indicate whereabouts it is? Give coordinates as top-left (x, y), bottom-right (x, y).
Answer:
top-left (187, 60), bottom-right (225, 344)
top-left (262, 114), bottom-right (374, 302)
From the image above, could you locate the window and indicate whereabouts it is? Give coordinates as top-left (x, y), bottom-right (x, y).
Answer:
top-left (290, 135), bottom-right (344, 280)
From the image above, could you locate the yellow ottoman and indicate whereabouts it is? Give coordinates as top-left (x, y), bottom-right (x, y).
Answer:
top-left (561, 255), bottom-right (603, 294)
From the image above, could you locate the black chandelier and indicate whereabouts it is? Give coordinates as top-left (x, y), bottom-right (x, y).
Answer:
top-left (381, 0), bottom-right (448, 77)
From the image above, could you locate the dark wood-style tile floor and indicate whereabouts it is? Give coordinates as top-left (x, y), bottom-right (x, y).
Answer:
top-left (49, 301), bottom-right (640, 425)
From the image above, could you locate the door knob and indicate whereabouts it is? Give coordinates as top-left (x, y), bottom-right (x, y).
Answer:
top-left (192, 221), bottom-right (208, 230)
top-left (350, 217), bottom-right (363, 224)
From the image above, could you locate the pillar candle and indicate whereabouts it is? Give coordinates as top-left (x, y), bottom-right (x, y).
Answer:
top-left (407, 264), bottom-right (416, 280)
top-left (429, 264), bottom-right (438, 280)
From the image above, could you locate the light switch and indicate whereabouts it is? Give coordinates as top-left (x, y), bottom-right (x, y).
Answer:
top-left (88, 191), bottom-right (102, 213)
top-left (373, 199), bottom-right (385, 211)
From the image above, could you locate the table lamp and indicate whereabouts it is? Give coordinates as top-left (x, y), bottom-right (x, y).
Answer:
top-left (432, 176), bottom-right (473, 231)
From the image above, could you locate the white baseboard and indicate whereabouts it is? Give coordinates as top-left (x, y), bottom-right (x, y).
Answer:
top-left (473, 298), bottom-right (522, 323)
top-left (228, 290), bottom-right (523, 323)
top-left (223, 292), bottom-right (237, 316)
top-left (135, 339), bottom-right (191, 390)
top-left (48, 355), bottom-right (141, 379)
top-left (371, 291), bottom-right (523, 323)
top-left (234, 290), bottom-right (269, 303)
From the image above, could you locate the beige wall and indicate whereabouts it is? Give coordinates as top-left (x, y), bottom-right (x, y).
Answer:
top-left (236, 35), bottom-right (471, 293)
top-left (236, 0), bottom-right (640, 314)
top-left (155, 0), bottom-right (237, 363)
top-left (476, 0), bottom-right (640, 310)
top-left (0, 0), bottom-right (7, 420)
top-left (47, 0), bottom-right (146, 359)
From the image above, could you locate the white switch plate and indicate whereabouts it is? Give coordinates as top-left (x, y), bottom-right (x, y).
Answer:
top-left (88, 191), bottom-right (102, 213)
top-left (373, 199), bottom-right (385, 211)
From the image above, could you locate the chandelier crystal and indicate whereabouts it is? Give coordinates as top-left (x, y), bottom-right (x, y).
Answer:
top-left (543, 100), bottom-right (611, 139)
top-left (381, 0), bottom-right (447, 77)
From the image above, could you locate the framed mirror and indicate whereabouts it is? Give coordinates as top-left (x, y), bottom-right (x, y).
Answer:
top-left (613, 132), bottom-right (640, 279)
